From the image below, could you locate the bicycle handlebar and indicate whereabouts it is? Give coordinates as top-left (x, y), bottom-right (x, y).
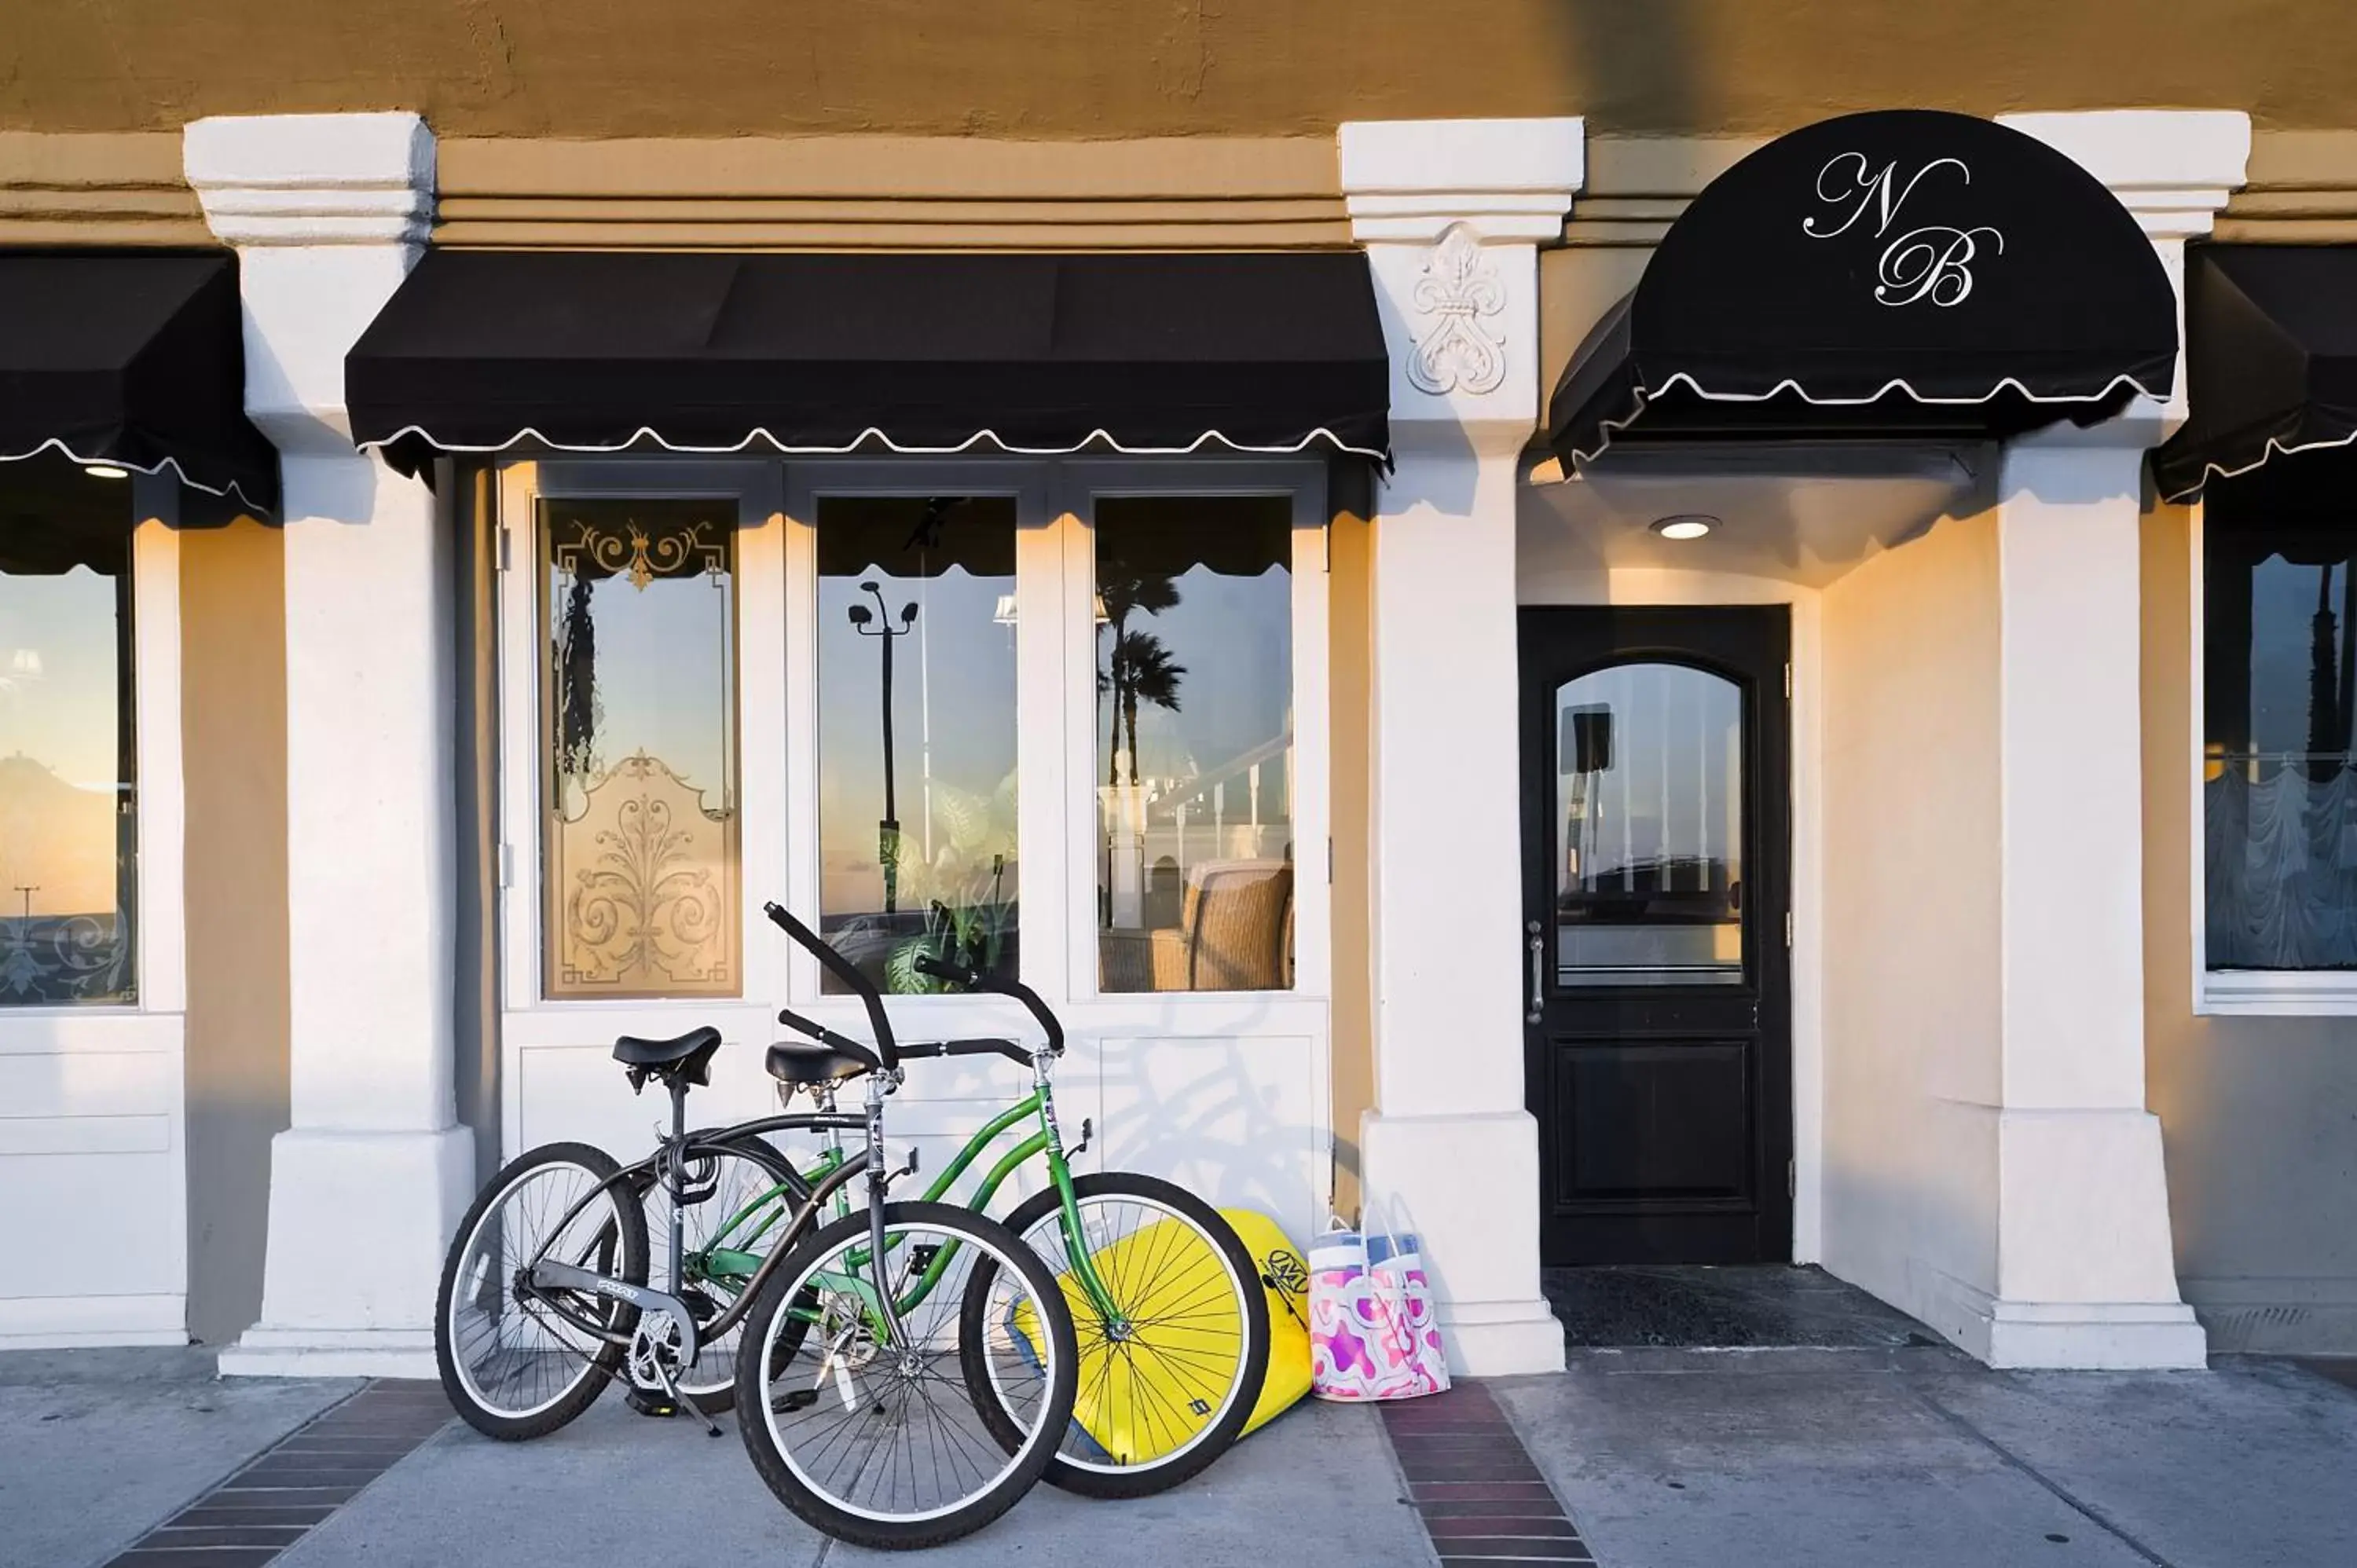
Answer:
top-left (762, 902), bottom-right (899, 1070)
top-left (774, 1006), bottom-right (885, 1072)
top-left (911, 944), bottom-right (1065, 1057)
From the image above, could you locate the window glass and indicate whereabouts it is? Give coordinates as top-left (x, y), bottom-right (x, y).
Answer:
top-left (0, 470), bottom-right (135, 1007)
top-left (1552, 663), bottom-right (1743, 987)
top-left (541, 498), bottom-right (739, 999)
top-left (2205, 491), bottom-right (2357, 971)
top-left (1095, 496), bottom-right (1293, 993)
top-left (816, 496), bottom-right (1018, 995)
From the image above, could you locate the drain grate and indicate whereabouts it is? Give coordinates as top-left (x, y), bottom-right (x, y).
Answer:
top-left (102, 1380), bottom-right (450, 1568)
top-left (1380, 1382), bottom-right (1600, 1566)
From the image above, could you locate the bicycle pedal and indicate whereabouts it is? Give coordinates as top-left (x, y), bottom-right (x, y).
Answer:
top-left (770, 1388), bottom-right (820, 1415)
top-left (625, 1386), bottom-right (679, 1419)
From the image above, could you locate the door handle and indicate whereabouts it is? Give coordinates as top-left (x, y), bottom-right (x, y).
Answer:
top-left (1527, 920), bottom-right (1545, 1023)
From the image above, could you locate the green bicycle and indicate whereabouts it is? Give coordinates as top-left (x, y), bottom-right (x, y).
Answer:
top-left (715, 902), bottom-right (1274, 1499)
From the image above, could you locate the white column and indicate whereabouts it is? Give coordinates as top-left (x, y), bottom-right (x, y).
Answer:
top-left (1340, 118), bottom-right (1582, 1376)
top-left (186, 114), bottom-right (471, 1378)
top-left (1956, 111), bottom-right (2249, 1369)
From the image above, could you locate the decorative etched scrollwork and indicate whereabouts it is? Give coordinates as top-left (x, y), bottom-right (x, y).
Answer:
top-left (0, 914), bottom-right (132, 1005)
top-left (552, 518), bottom-right (726, 592)
top-left (1406, 223), bottom-right (1509, 396)
top-left (552, 752), bottom-right (736, 997)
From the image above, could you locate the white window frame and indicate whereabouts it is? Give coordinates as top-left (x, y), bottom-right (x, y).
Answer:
top-left (1054, 459), bottom-right (1332, 1005)
top-left (2190, 498), bottom-right (2357, 1014)
top-left (0, 473), bottom-right (189, 1344)
top-left (783, 460), bottom-right (1054, 1011)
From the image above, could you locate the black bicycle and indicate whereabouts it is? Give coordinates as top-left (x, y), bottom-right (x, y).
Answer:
top-left (432, 903), bottom-right (1080, 1551)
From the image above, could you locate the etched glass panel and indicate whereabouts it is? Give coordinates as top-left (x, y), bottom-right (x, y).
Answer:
top-left (1094, 496), bottom-right (1294, 994)
top-left (1553, 662), bottom-right (1743, 987)
top-left (541, 499), bottom-right (739, 999)
top-left (816, 496), bottom-right (1019, 995)
top-left (0, 473), bottom-right (136, 1008)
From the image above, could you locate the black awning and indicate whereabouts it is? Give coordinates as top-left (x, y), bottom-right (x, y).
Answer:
top-left (1548, 110), bottom-right (2177, 467)
top-left (347, 251), bottom-right (1391, 474)
top-left (0, 252), bottom-right (277, 511)
top-left (2152, 246), bottom-right (2357, 501)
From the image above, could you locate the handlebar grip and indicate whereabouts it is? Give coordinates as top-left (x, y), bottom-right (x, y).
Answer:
top-left (764, 901), bottom-right (898, 1069)
top-left (912, 952), bottom-right (981, 987)
top-left (774, 1007), bottom-right (884, 1071)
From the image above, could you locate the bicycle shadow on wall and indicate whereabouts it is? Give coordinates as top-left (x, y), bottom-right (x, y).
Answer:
top-left (1093, 1028), bottom-right (1319, 1241)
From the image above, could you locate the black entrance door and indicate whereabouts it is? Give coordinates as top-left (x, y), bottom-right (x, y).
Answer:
top-left (1520, 606), bottom-right (1793, 1266)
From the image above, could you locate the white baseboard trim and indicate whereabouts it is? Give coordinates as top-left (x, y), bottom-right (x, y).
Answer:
top-left (0, 1292), bottom-right (185, 1348)
top-left (1440, 1297), bottom-right (1568, 1376)
top-left (1920, 1267), bottom-right (2208, 1369)
top-left (218, 1325), bottom-right (438, 1380)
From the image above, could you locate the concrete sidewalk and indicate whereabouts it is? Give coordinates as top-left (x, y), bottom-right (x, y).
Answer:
top-left (6, 1345), bottom-right (2355, 1568)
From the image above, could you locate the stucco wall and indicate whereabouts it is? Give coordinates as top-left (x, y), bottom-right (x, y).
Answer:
top-left (2141, 502), bottom-right (2357, 1354)
top-left (5, 3), bottom-right (2356, 138)
top-left (177, 520), bottom-right (291, 1348)
top-left (1819, 509), bottom-right (2004, 1328)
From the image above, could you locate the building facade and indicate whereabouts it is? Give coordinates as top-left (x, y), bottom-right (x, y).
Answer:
top-left (3, 3), bottom-right (2355, 1372)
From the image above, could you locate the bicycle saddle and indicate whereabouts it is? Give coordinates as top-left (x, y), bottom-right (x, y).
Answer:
top-left (764, 1041), bottom-right (876, 1085)
top-left (611, 1025), bottom-right (723, 1086)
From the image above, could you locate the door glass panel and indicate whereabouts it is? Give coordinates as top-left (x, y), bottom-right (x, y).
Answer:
top-left (0, 474), bottom-right (135, 1007)
top-left (541, 498), bottom-right (739, 1000)
top-left (816, 496), bottom-right (1018, 995)
top-left (1553, 662), bottom-right (1742, 987)
top-left (1094, 496), bottom-right (1294, 993)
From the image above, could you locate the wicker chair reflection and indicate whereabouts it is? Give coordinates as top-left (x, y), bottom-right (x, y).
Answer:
top-left (1141, 858), bottom-right (1294, 991)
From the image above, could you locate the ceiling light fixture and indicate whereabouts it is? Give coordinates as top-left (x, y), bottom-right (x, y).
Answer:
top-left (82, 463), bottom-right (130, 481)
top-left (1650, 513), bottom-right (1717, 540)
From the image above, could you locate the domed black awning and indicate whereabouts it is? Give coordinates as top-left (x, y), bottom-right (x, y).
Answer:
top-left (1548, 111), bottom-right (2177, 467)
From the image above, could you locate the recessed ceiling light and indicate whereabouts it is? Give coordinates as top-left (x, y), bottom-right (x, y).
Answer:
top-left (82, 463), bottom-right (130, 481)
top-left (1651, 514), bottom-right (1717, 540)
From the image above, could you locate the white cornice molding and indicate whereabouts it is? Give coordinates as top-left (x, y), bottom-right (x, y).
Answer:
top-left (1996, 110), bottom-right (2250, 242)
top-left (184, 113), bottom-right (437, 454)
top-left (1340, 117), bottom-right (1585, 242)
top-left (186, 112), bottom-right (435, 249)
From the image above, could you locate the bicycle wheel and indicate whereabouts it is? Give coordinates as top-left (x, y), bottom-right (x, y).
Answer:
top-left (735, 1200), bottom-right (1079, 1551)
top-left (435, 1141), bottom-right (648, 1442)
top-left (963, 1171), bottom-right (1270, 1498)
top-left (635, 1134), bottom-right (811, 1409)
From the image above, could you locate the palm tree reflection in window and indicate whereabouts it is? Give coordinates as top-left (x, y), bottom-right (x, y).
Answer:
top-left (1099, 565), bottom-right (1188, 789)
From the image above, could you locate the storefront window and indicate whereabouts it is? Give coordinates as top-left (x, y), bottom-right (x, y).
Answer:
top-left (2204, 485), bottom-right (2357, 971)
top-left (0, 473), bottom-right (136, 1007)
top-left (541, 498), bottom-right (739, 999)
top-left (816, 496), bottom-right (1018, 995)
top-left (1094, 496), bottom-right (1293, 993)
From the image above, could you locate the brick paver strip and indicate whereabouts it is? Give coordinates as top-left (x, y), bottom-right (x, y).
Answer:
top-left (1377, 1382), bottom-right (1604, 1567)
top-left (101, 1380), bottom-right (451, 1568)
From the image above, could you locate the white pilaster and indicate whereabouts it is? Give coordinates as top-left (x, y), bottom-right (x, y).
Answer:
top-left (1952, 111), bottom-right (2249, 1370)
top-left (188, 114), bottom-right (471, 1378)
top-left (1341, 118), bottom-right (1582, 1376)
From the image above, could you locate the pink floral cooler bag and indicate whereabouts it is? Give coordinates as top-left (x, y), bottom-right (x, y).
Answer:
top-left (1307, 1207), bottom-right (1451, 1401)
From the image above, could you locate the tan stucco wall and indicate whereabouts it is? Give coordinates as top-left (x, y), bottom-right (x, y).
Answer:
top-left (1819, 508), bottom-right (2004, 1336)
top-left (2141, 502), bottom-right (2357, 1354)
top-left (1326, 471), bottom-right (1374, 1220)
top-left (7, 2), bottom-right (2357, 138)
top-left (178, 520), bottom-right (290, 1347)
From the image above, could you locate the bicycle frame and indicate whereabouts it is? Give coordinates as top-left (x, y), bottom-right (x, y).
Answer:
top-left (692, 1066), bottom-right (1123, 1328)
top-left (518, 1106), bottom-right (871, 1357)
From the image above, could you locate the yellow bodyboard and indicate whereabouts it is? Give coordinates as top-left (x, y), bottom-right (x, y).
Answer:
top-left (1010, 1207), bottom-right (1311, 1463)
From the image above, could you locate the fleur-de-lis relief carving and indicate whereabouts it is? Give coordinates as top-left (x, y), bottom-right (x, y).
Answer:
top-left (1407, 224), bottom-right (1509, 395)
